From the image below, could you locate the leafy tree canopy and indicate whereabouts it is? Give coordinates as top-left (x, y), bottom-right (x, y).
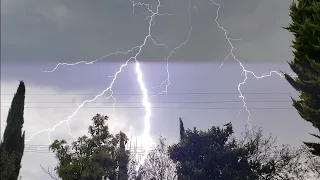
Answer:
top-left (169, 122), bottom-right (259, 180)
top-left (283, 0), bottom-right (320, 155)
top-left (49, 114), bottom-right (130, 180)
top-left (169, 119), bottom-right (318, 180)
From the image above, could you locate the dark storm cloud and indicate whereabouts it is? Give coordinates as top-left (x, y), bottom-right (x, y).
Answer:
top-left (1, 0), bottom-right (293, 63)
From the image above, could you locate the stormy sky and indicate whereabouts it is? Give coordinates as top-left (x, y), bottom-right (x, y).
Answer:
top-left (1, 0), bottom-right (317, 179)
top-left (1, 0), bottom-right (293, 63)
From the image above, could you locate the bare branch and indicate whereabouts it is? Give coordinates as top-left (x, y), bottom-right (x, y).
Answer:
top-left (40, 164), bottom-right (60, 180)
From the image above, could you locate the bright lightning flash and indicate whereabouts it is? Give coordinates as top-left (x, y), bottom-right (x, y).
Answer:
top-left (25, 0), bottom-right (193, 173)
top-left (24, 0), bottom-right (298, 176)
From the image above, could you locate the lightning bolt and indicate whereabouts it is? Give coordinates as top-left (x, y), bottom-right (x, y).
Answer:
top-left (24, 0), bottom-right (297, 175)
top-left (150, 0), bottom-right (193, 99)
top-left (208, 0), bottom-right (297, 129)
top-left (25, 0), bottom-right (193, 173)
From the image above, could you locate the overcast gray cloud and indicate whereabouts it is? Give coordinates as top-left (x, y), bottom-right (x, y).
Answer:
top-left (1, 0), bottom-right (315, 179)
top-left (1, 0), bottom-right (293, 63)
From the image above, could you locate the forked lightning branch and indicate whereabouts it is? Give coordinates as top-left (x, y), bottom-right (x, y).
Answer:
top-left (25, 0), bottom-right (296, 170)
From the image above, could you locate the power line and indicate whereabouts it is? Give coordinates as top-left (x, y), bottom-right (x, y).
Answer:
top-left (0, 106), bottom-right (293, 110)
top-left (0, 100), bottom-right (292, 104)
top-left (1, 92), bottom-right (295, 154)
top-left (24, 145), bottom-right (158, 154)
top-left (25, 144), bottom-right (157, 149)
top-left (23, 148), bottom-right (152, 154)
top-left (0, 92), bottom-right (292, 96)
top-left (24, 145), bottom-right (164, 148)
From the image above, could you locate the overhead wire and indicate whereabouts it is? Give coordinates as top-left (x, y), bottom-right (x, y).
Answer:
top-left (0, 92), bottom-right (292, 95)
top-left (1, 92), bottom-right (295, 154)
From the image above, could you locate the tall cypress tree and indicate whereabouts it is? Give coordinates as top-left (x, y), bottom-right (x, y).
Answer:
top-left (283, 0), bottom-right (320, 155)
top-left (118, 131), bottom-right (129, 180)
top-left (2, 81), bottom-right (26, 178)
top-left (179, 117), bottom-right (185, 141)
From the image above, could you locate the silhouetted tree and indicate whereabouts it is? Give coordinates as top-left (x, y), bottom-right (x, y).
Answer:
top-left (118, 131), bottom-right (129, 180)
top-left (169, 118), bottom-right (317, 180)
top-left (48, 114), bottom-right (130, 180)
top-left (238, 127), bottom-right (318, 179)
top-left (179, 117), bottom-right (185, 141)
top-left (0, 150), bottom-right (17, 180)
top-left (1, 81), bottom-right (26, 179)
top-left (283, 0), bottom-right (320, 156)
top-left (169, 119), bottom-right (258, 180)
